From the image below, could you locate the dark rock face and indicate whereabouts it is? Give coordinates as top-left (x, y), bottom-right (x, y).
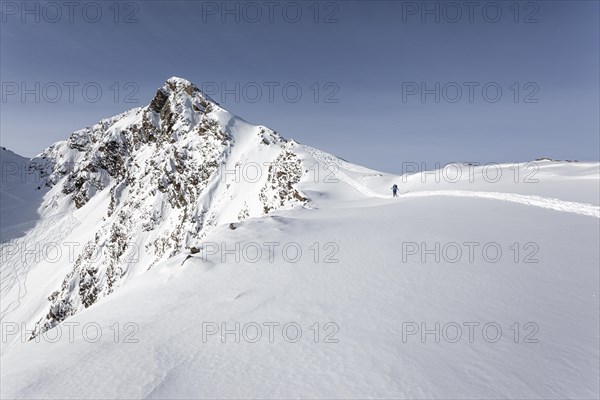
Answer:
top-left (260, 150), bottom-right (307, 213)
top-left (150, 89), bottom-right (169, 113)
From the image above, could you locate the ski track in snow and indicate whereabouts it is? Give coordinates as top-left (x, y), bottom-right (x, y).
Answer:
top-left (0, 189), bottom-right (26, 211)
top-left (304, 146), bottom-right (600, 218)
top-left (0, 213), bottom-right (81, 328)
top-left (402, 190), bottom-right (600, 218)
top-left (304, 146), bottom-right (383, 198)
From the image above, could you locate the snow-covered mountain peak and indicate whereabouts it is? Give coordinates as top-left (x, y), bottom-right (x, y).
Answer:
top-left (151, 76), bottom-right (217, 115)
top-left (2, 77), bottom-right (320, 338)
top-left (165, 75), bottom-right (195, 87)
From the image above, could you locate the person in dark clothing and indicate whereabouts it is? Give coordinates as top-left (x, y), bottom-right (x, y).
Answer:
top-left (391, 184), bottom-right (399, 197)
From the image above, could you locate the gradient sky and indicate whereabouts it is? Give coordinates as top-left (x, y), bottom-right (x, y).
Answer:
top-left (1, 0), bottom-right (598, 173)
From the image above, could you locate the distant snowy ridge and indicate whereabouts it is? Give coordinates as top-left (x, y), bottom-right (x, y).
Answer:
top-left (306, 145), bottom-right (599, 217)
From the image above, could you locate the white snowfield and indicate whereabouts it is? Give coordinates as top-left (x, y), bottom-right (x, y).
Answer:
top-left (306, 145), bottom-right (600, 218)
top-left (1, 79), bottom-right (599, 399)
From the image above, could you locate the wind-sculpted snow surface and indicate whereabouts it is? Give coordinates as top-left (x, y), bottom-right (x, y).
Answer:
top-left (1, 78), bottom-right (599, 399)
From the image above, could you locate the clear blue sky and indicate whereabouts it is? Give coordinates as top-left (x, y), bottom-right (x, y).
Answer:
top-left (1, 0), bottom-right (598, 173)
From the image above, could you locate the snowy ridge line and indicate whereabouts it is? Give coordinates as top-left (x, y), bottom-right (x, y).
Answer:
top-left (303, 146), bottom-right (386, 198)
top-left (401, 190), bottom-right (600, 218)
top-left (303, 146), bottom-right (599, 218)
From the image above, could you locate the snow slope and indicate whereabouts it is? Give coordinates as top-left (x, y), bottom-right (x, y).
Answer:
top-left (1, 78), bottom-right (599, 399)
top-left (0, 147), bottom-right (47, 243)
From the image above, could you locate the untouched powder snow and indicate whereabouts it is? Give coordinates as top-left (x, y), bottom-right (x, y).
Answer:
top-left (1, 78), bottom-right (599, 399)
